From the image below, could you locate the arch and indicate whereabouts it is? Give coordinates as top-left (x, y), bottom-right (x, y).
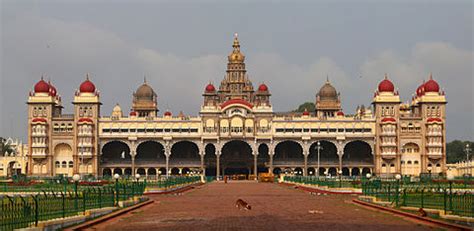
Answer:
top-left (328, 167), bottom-right (337, 176)
top-left (273, 167), bottom-right (282, 175)
top-left (182, 167), bottom-right (191, 175)
top-left (221, 140), bottom-right (253, 176)
top-left (170, 141), bottom-right (200, 166)
top-left (342, 140), bottom-right (373, 165)
top-left (158, 167), bottom-right (166, 175)
top-left (257, 143), bottom-right (270, 173)
top-left (101, 141), bottom-right (131, 165)
top-left (318, 167), bottom-right (326, 176)
top-left (124, 168), bottom-right (132, 176)
top-left (147, 168), bottom-right (157, 176)
top-left (294, 167), bottom-right (303, 175)
top-left (307, 167), bottom-right (316, 176)
top-left (102, 168), bottom-right (112, 176)
top-left (308, 140), bottom-right (338, 165)
top-left (137, 168), bottom-right (146, 175)
top-left (351, 168), bottom-right (360, 176)
top-left (204, 143), bottom-right (216, 176)
top-left (362, 167), bottom-right (371, 175)
top-left (53, 143), bottom-right (73, 176)
top-left (274, 140), bottom-right (303, 165)
top-left (342, 167), bottom-right (350, 176)
top-left (7, 161), bottom-right (21, 177)
top-left (171, 167), bottom-right (180, 175)
top-left (136, 141), bottom-right (165, 165)
top-left (113, 168), bottom-right (123, 175)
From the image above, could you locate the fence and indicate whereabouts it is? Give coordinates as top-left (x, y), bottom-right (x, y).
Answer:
top-left (145, 176), bottom-right (201, 189)
top-left (0, 181), bottom-right (145, 231)
top-left (283, 176), bottom-right (362, 188)
top-left (362, 181), bottom-right (474, 217)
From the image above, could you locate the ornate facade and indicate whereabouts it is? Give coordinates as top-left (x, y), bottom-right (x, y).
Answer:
top-left (26, 34), bottom-right (447, 178)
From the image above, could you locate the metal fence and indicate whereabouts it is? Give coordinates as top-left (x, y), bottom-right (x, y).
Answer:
top-left (145, 176), bottom-right (201, 189)
top-left (362, 181), bottom-right (474, 217)
top-left (0, 182), bottom-right (145, 231)
top-left (283, 176), bottom-right (362, 188)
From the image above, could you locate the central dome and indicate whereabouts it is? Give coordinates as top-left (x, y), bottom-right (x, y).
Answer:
top-left (318, 81), bottom-right (338, 100)
top-left (135, 83), bottom-right (156, 101)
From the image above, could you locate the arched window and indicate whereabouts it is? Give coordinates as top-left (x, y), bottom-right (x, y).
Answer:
top-left (382, 163), bottom-right (386, 167)
top-left (390, 163), bottom-right (395, 167)
top-left (407, 161), bottom-right (412, 164)
top-left (61, 161), bottom-right (67, 168)
top-left (414, 160), bottom-right (419, 165)
top-left (55, 161), bottom-right (60, 168)
top-left (68, 161), bottom-right (73, 168)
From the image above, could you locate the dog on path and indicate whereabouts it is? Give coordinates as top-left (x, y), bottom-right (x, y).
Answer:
top-left (235, 199), bottom-right (251, 210)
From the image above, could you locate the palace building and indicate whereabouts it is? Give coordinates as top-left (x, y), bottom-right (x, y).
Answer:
top-left (26, 34), bottom-right (447, 178)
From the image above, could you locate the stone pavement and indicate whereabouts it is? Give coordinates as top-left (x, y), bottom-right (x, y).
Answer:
top-left (86, 181), bottom-right (432, 231)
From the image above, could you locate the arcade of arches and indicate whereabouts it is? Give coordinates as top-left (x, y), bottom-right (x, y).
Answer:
top-left (99, 139), bottom-right (374, 178)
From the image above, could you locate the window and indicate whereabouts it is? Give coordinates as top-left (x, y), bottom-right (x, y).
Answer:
top-left (414, 161), bottom-right (419, 165)
top-left (61, 161), bottom-right (67, 168)
top-left (68, 161), bottom-right (73, 168)
top-left (55, 161), bottom-right (60, 168)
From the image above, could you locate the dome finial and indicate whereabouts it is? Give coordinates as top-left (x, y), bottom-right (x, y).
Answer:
top-left (384, 73), bottom-right (388, 79)
top-left (429, 72), bottom-right (433, 80)
top-left (326, 75), bottom-right (329, 83)
top-left (144, 75), bottom-right (147, 84)
top-left (233, 32), bottom-right (240, 49)
top-left (86, 73), bottom-right (90, 80)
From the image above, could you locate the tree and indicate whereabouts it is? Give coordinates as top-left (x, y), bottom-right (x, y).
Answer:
top-left (446, 140), bottom-right (473, 163)
top-left (294, 102), bottom-right (315, 112)
top-left (0, 137), bottom-right (14, 156)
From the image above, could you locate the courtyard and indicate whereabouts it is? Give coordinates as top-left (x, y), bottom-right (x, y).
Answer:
top-left (86, 181), bottom-right (431, 231)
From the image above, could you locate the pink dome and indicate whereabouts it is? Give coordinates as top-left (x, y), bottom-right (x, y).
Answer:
top-left (424, 78), bottom-right (439, 93)
top-left (79, 76), bottom-right (96, 93)
top-left (205, 83), bottom-right (215, 92)
top-left (378, 76), bottom-right (395, 92)
top-left (258, 83), bottom-right (268, 91)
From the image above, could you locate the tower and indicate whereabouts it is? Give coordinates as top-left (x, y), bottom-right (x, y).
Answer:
top-left (132, 78), bottom-right (158, 117)
top-left (218, 33), bottom-right (255, 103)
top-left (27, 77), bottom-right (62, 175)
top-left (73, 74), bottom-right (101, 175)
top-left (373, 74), bottom-right (401, 176)
top-left (315, 78), bottom-right (341, 118)
top-left (415, 74), bottom-right (446, 174)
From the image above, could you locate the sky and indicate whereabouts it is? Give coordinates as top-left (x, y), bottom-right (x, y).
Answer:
top-left (0, 0), bottom-right (472, 142)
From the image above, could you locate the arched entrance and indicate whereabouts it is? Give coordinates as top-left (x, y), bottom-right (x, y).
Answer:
top-left (170, 141), bottom-right (200, 169)
top-left (257, 143), bottom-right (270, 174)
top-left (53, 143), bottom-right (73, 176)
top-left (220, 140), bottom-right (253, 178)
top-left (7, 161), bottom-right (21, 177)
top-left (204, 143), bottom-right (216, 176)
top-left (274, 141), bottom-right (303, 168)
top-left (101, 141), bottom-right (131, 176)
top-left (343, 141), bottom-right (373, 173)
top-left (102, 168), bottom-right (112, 176)
top-left (135, 141), bottom-right (165, 167)
top-left (308, 141), bottom-right (339, 176)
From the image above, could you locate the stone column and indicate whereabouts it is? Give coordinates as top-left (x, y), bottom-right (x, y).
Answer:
top-left (131, 154), bottom-right (135, 176)
top-left (216, 150), bottom-right (221, 181)
top-left (253, 152), bottom-right (258, 178)
top-left (303, 151), bottom-right (308, 176)
top-left (269, 152), bottom-right (274, 174)
top-left (200, 152), bottom-right (205, 178)
top-left (165, 154), bottom-right (170, 177)
top-left (338, 151), bottom-right (343, 172)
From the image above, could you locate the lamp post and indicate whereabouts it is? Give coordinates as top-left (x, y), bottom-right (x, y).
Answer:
top-left (395, 174), bottom-right (401, 206)
top-left (465, 143), bottom-right (471, 161)
top-left (134, 173), bottom-right (140, 197)
top-left (72, 174), bottom-right (81, 211)
top-left (114, 173), bottom-right (120, 205)
top-left (315, 141), bottom-right (323, 178)
top-left (80, 146), bottom-right (84, 177)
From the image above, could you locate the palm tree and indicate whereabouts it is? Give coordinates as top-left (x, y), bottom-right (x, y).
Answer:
top-left (0, 137), bottom-right (14, 156)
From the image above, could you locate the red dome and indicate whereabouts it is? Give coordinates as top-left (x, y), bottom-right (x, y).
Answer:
top-left (32, 118), bottom-right (47, 123)
top-left (427, 117), bottom-right (442, 123)
top-left (337, 111), bottom-right (344, 116)
top-left (79, 77), bottom-right (96, 93)
top-left (416, 81), bottom-right (425, 96)
top-left (205, 83), bottom-right (215, 92)
top-left (49, 82), bottom-right (57, 96)
top-left (381, 117), bottom-right (396, 123)
top-left (302, 109), bottom-right (310, 116)
top-left (129, 111), bottom-right (137, 116)
top-left (378, 76), bottom-right (395, 92)
top-left (258, 83), bottom-right (268, 91)
top-left (34, 78), bottom-right (50, 93)
top-left (424, 78), bottom-right (439, 93)
top-left (164, 111), bottom-right (172, 116)
top-left (78, 118), bottom-right (93, 123)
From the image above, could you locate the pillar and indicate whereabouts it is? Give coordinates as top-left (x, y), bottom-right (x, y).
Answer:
top-left (338, 151), bottom-right (343, 172)
top-left (269, 152), bottom-right (274, 174)
top-left (303, 152), bottom-right (308, 176)
top-left (131, 155), bottom-right (135, 177)
top-left (200, 153), bottom-right (205, 177)
top-left (216, 151), bottom-right (221, 181)
top-left (165, 154), bottom-right (170, 177)
top-left (253, 152), bottom-right (258, 177)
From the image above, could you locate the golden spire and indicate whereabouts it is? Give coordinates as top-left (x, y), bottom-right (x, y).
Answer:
top-left (228, 33), bottom-right (245, 63)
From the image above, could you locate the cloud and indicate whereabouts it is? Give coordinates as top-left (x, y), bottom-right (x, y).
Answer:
top-left (1, 10), bottom-right (472, 142)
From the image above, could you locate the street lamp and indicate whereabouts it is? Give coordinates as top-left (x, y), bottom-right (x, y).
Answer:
top-left (465, 144), bottom-right (471, 161)
top-left (366, 173), bottom-right (372, 179)
top-left (395, 174), bottom-right (401, 206)
top-left (315, 141), bottom-right (323, 178)
top-left (72, 174), bottom-right (80, 211)
top-left (135, 173), bottom-right (140, 182)
top-left (114, 173), bottom-right (120, 205)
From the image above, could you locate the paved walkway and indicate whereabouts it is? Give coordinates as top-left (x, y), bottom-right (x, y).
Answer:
top-left (87, 181), bottom-right (432, 231)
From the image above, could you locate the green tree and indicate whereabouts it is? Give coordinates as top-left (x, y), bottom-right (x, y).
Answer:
top-left (446, 140), bottom-right (473, 163)
top-left (294, 102), bottom-right (315, 112)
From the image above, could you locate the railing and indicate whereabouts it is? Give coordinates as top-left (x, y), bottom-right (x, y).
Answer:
top-left (0, 182), bottom-right (145, 231)
top-left (362, 181), bottom-right (474, 217)
top-left (145, 176), bottom-right (201, 190)
top-left (283, 176), bottom-right (362, 188)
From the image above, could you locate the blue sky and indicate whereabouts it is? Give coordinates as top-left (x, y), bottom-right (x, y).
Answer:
top-left (1, 0), bottom-right (472, 141)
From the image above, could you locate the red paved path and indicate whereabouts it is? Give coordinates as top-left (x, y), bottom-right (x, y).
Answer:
top-left (86, 181), bottom-right (432, 231)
